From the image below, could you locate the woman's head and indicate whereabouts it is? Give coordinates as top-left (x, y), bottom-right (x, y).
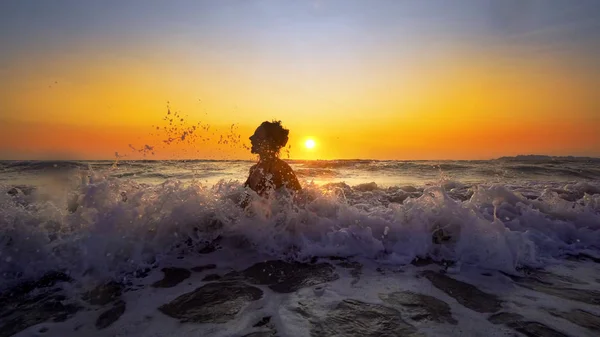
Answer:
top-left (249, 120), bottom-right (289, 157)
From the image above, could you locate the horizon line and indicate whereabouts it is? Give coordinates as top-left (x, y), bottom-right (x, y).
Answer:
top-left (1, 154), bottom-right (599, 162)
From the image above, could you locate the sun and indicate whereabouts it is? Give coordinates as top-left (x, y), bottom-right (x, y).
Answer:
top-left (305, 139), bottom-right (316, 149)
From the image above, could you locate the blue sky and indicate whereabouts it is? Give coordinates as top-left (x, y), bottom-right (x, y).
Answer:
top-left (2, 0), bottom-right (599, 64)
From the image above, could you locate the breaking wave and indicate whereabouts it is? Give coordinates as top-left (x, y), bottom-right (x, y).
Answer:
top-left (1, 164), bottom-right (599, 291)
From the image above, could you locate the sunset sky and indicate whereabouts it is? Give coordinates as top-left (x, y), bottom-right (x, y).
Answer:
top-left (1, 0), bottom-right (599, 160)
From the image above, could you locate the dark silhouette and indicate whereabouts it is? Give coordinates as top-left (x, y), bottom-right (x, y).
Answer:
top-left (244, 121), bottom-right (302, 197)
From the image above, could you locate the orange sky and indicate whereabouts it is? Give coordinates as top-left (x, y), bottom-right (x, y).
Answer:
top-left (1, 1), bottom-right (599, 160)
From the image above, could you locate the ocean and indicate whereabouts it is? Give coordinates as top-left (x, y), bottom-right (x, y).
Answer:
top-left (1, 156), bottom-right (600, 336)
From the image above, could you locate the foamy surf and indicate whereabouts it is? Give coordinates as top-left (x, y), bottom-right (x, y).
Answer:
top-left (1, 159), bottom-right (599, 336)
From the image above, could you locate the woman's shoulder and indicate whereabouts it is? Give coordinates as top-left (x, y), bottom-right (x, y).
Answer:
top-left (275, 158), bottom-right (294, 170)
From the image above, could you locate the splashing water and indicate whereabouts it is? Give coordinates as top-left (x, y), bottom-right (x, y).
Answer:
top-left (121, 104), bottom-right (251, 161)
top-left (1, 158), bottom-right (599, 291)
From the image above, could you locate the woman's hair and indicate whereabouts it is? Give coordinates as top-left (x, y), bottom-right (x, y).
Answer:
top-left (260, 120), bottom-right (289, 150)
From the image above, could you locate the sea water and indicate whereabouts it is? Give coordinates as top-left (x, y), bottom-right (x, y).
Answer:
top-left (1, 157), bottom-right (599, 336)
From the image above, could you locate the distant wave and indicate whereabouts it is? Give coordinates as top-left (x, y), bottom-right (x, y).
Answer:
top-left (293, 160), bottom-right (474, 172)
top-left (496, 155), bottom-right (600, 162)
top-left (0, 160), bottom-right (88, 171)
top-left (292, 159), bottom-right (377, 169)
top-left (295, 168), bottom-right (340, 178)
top-left (507, 164), bottom-right (600, 179)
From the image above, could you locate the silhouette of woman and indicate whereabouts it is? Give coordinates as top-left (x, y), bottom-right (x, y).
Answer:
top-left (244, 121), bottom-right (301, 196)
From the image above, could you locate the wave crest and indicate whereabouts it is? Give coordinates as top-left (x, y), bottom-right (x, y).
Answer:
top-left (1, 171), bottom-right (599, 290)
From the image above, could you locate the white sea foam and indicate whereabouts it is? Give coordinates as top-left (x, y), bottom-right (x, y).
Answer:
top-left (1, 163), bottom-right (599, 291)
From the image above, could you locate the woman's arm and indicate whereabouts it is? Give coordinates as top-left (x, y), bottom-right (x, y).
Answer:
top-left (244, 164), bottom-right (257, 187)
top-left (281, 162), bottom-right (302, 192)
top-left (241, 165), bottom-right (258, 208)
